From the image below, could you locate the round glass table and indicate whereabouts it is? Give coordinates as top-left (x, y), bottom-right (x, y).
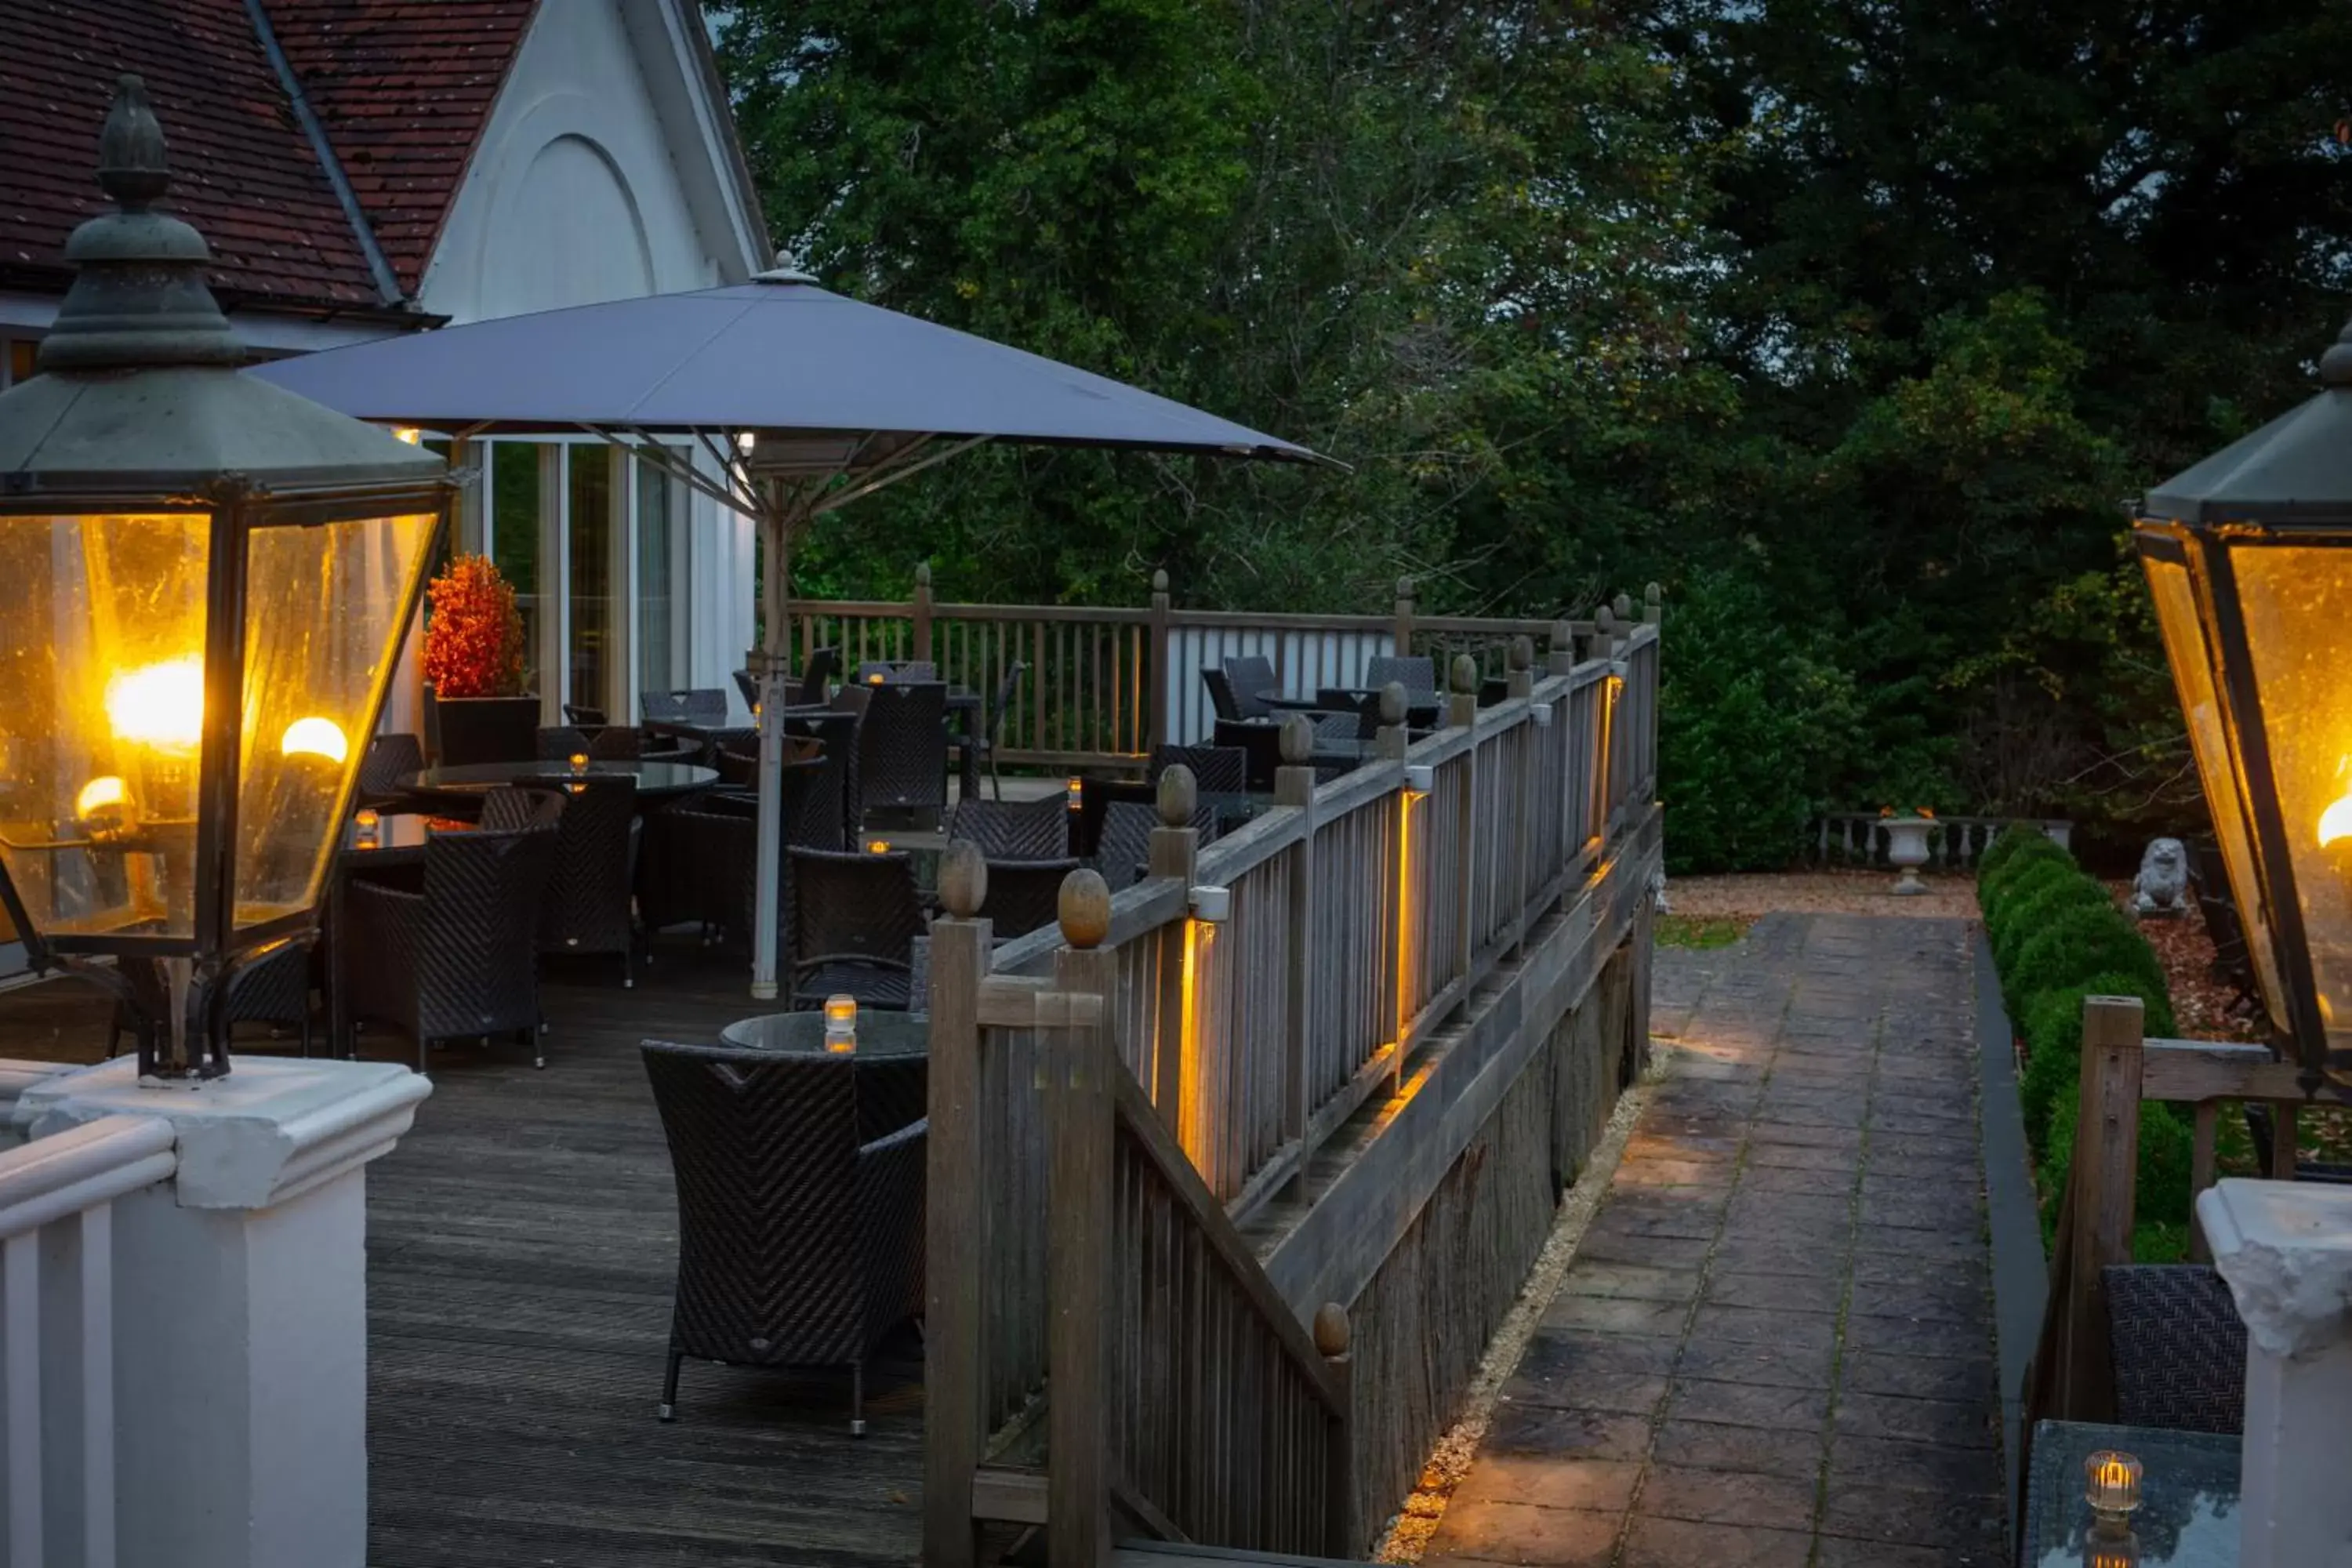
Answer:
top-left (718, 1010), bottom-right (928, 1058)
top-left (398, 759), bottom-right (719, 797)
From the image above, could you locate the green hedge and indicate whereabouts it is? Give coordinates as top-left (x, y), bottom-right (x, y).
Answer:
top-left (1977, 826), bottom-right (2189, 1260)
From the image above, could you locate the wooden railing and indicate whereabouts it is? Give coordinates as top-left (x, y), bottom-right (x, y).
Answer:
top-left (926, 612), bottom-right (1664, 1564)
top-left (0, 1112), bottom-right (179, 1568)
top-left (2028, 995), bottom-right (2305, 1424)
top-left (790, 571), bottom-right (1657, 767)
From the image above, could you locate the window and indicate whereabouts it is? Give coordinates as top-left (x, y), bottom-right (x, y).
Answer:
top-left (489, 442), bottom-right (543, 693)
top-left (637, 452), bottom-right (678, 695)
top-left (568, 445), bottom-right (612, 713)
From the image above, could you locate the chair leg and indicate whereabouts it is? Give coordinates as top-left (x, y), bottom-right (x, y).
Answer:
top-left (622, 947), bottom-right (633, 990)
top-left (850, 1359), bottom-right (866, 1438)
top-left (989, 753), bottom-right (1003, 803)
top-left (532, 1018), bottom-right (546, 1069)
top-left (659, 1346), bottom-right (684, 1422)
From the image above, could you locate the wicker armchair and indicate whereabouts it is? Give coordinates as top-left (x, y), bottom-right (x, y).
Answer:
top-left (853, 660), bottom-right (937, 684)
top-left (562, 703), bottom-right (608, 727)
top-left (642, 688), bottom-right (729, 727)
top-left (788, 710), bottom-right (858, 851)
top-left (1214, 719), bottom-right (1285, 792)
top-left (953, 659), bottom-right (1026, 801)
top-left (343, 789), bottom-right (562, 1070)
top-left (1202, 666), bottom-right (1247, 723)
top-left (1223, 655), bottom-right (1277, 720)
top-left (981, 856), bottom-right (1080, 938)
top-left (641, 1038), bottom-right (926, 1432)
top-left (2103, 1265), bottom-right (2245, 1435)
top-left (358, 732), bottom-right (424, 812)
top-left (731, 669), bottom-right (760, 712)
top-left (537, 776), bottom-right (641, 986)
top-left (1094, 799), bottom-right (1217, 889)
top-left (855, 681), bottom-right (948, 819)
top-left (637, 761), bottom-right (823, 961)
top-left (1365, 654), bottom-right (1438, 699)
top-left (946, 793), bottom-right (1069, 859)
top-left (1149, 744), bottom-right (1248, 797)
top-left (536, 724), bottom-right (644, 763)
top-left (109, 935), bottom-right (316, 1058)
top-left (797, 647), bottom-right (840, 706)
top-left (789, 848), bottom-right (926, 1009)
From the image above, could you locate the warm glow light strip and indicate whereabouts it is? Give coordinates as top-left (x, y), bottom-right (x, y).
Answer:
top-left (1178, 916), bottom-right (1207, 1166)
top-left (1397, 786), bottom-right (1418, 1050)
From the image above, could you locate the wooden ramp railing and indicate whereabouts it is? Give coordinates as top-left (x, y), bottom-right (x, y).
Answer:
top-left (924, 615), bottom-right (1664, 1566)
top-left (2027, 993), bottom-right (2307, 1425)
top-left (789, 570), bottom-right (1659, 767)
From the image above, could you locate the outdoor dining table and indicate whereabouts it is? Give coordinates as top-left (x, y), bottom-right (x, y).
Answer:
top-left (2020, 1418), bottom-right (2239, 1566)
top-left (397, 758), bottom-right (720, 804)
top-left (717, 1010), bottom-right (930, 1143)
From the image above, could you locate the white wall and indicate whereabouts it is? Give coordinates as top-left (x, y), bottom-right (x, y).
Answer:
top-left (416, 0), bottom-right (763, 712)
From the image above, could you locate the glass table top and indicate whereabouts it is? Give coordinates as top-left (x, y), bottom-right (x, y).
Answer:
top-left (2025, 1420), bottom-right (2240, 1567)
top-left (717, 1010), bottom-right (929, 1058)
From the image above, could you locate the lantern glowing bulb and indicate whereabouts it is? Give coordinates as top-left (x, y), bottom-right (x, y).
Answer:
top-left (104, 656), bottom-right (205, 753)
top-left (392, 426), bottom-right (423, 446)
top-left (823, 993), bottom-right (857, 1054)
top-left (2321, 774), bottom-right (2352, 848)
top-left (279, 715), bottom-right (348, 764)
top-left (2084, 1450), bottom-right (2141, 1523)
top-left (75, 775), bottom-right (128, 819)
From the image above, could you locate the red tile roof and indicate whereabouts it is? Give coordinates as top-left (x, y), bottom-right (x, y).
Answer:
top-left (0, 0), bottom-right (535, 315)
top-left (263, 1), bottom-right (538, 296)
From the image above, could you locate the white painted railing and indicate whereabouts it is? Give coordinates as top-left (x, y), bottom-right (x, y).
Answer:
top-left (0, 1113), bottom-right (178, 1568)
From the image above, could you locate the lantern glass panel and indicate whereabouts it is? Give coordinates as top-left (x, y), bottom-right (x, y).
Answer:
top-left (2143, 553), bottom-right (2286, 1030)
top-left (0, 513), bottom-right (212, 938)
top-left (2230, 546), bottom-right (2352, 1044)
top-left (234, 512), bottom-right (435, 929)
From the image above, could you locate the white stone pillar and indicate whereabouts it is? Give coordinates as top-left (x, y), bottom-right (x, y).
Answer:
top-left (2197, 1178), bottom-right (2352, 1568)
top-left (13, 1058), bottom-right (430, 1568)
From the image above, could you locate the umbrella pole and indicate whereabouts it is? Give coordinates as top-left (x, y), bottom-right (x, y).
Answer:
top-left (749, 483), bottom-right (795, 1001)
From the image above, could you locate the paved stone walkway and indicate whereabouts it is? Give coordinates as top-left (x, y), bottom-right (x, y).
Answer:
top-left (1425, 913), bottom-right (2004, 1568)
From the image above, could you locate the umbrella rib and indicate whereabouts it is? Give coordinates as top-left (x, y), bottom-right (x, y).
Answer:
top-left (575, 423), bottom-right (760, 518)
top-left (810, 434), bottom-right (992, 516)
top-left (621, 300), bottom-right (760, 423)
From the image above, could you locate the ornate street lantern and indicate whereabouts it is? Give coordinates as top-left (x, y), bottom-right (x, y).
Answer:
top-left (0, 77), bottom-right (448, 1080)
top-left (2132, 318), bottom-right (2352, 1096)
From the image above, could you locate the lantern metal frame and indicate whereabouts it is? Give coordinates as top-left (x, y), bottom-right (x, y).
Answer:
top-left (2131, 318), bottom-right (2352, 1098)
top-left (0, 74), bottom-right (453, 1080)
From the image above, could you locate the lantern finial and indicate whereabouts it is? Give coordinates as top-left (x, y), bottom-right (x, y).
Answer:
top-left (2322, 317), bottom-right (2352, 390)
top-left (40, 74), bottom-right (241, 374)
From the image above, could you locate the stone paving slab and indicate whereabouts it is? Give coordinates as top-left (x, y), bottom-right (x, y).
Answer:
top-left (1423, 913), bottom-right (2003, 1568)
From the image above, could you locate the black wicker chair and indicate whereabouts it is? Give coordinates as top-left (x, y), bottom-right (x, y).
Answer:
top-left (1202, 666), bottom-right (1247, 723)
top-left (946, 794), bottom-right (1069, 859)
top-left (855, 681), bottom-right (948, 820)
top-left (642, 688), bottom-right (729, 728)
top-left (536, 724), bottom-right (644, 763)
top-left (1214, 719), bottom-right (1286, 792)
top-left (1093, 799), bottom-right (1217, 889)
top-left (537, 776), bottom-right (641, 987)
top-left (109, 936), bottom-right (317, 1058)
top-left (797, 647), bottom-right (840, 707)
top-left (980, 856), bottom-right (1080, 938)
top-left (1149, 744), bottom-right (1248, 797)
top-left (853, 659), bottom-right (937, 684)
top-left (2103, 1264), bottom-right (2245, 1435)
top-left (357, 732), bottom-right (425, 812)
top-left (343, 787), bottom-right (563, 1070)
top-left (731, 669), bottom-right (760, 712)
top-left (786, 710), bottom-right (857, 851)
top-left (563, 703), bottom-right (608, 727)
top-left (954, 659), bottom-right (1026, 801)
top-left (1366, 654), bottom-right (1438, 700)
top-left (641, 1038), bottom-right (925, 1433)
top-left (1222, 655), bottom-right (1277, 720)
top-left (637, 763), bottom-right (824, 964)
top-left (789, 848), bottom-right (926, 1009)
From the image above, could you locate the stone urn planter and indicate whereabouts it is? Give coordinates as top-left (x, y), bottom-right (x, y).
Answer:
top-left (1882, 814), bottom-right (1936, 896)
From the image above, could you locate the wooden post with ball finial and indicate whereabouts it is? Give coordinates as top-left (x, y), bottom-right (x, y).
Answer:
top-left (1046, 869), bottom-right (1116, 1568)
top-left (924, 840), bottom-right (991, 1568)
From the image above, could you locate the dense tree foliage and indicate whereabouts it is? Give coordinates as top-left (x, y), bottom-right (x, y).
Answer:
top-left (713, 0), bottom-right (2352, 869)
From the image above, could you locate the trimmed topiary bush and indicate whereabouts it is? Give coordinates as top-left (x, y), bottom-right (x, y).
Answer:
top-left (1982, 829), bottom-right (2074, 894)
top-left (1990, 874), bottom-right (2115, 971)
top-left (2019, 971), bottom-right (2176, 1149)
top-left (2005, 903), bottom-right (2168, 1019)
top-left (1979, 822), bottom-right (2066, 884)
top-left (2040, 1092), bottom-right (2194, 1259)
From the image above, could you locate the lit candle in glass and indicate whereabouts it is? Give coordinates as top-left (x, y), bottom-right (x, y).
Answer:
top-left (866, 837), bottom-right (891, 855)
top-left (1067, 776), bottom-right (1083, 811)
top-left (823, 993), bottom-right (857, 1054)
top-left (353, 808), bottom-right (380, 849)
top-left (867, 671), bottom-right (886, 685)
top-left (2085, 1450), bottom-right (2141, 1527)
top-left (568, 751), bottom-right (590, 778)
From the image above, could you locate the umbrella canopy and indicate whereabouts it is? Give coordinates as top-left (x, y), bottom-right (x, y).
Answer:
top-left (248, 268), bottom-right (1328, 1004)
top-left (249, 271), bottom-right (1325, 467)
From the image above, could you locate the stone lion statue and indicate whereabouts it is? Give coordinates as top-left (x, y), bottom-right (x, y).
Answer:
top-left (2132, 837), bottom-right (2190, 918)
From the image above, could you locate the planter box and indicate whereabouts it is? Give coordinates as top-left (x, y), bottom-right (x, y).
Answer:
top-left (424, 689), bottom-right (539, 766)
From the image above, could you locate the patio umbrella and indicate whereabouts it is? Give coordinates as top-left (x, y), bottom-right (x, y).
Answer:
top-left (249, 265), bottom-right (1332, 1000)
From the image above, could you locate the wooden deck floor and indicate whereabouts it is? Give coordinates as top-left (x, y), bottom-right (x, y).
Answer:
top-left (0, 942), bottom-right (929, 1568)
